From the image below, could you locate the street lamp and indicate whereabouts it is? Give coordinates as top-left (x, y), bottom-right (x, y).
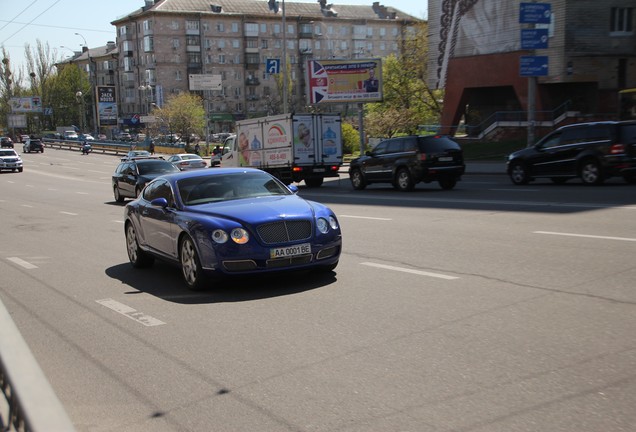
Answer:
top-left (268, 0), bottom-right (288, 114)
top-left (74, 33), bottom-right (98, 136)
top-left (75, 91), bottom-right (85, 132)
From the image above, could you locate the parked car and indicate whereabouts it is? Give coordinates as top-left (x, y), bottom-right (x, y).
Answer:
top-left (1, 137), bottom-right (14, 148)
top-left (23, 138), bottom-right (44, 153)
top-left (112, 158), bottom-right (180, 202)
top-left (123, 168), bottom-right (342, 290)
top-left (121, 150), bottom-right (152, 161)
top-left (116, 132), bottom-right (133, 142)
top-left (63, 130), bottom-right (79, 140)
top-left (507, 121), bottom-right (636, 185)
top-left (348, 135), bottom-right (465, 191)
top-left (97, 134), bottom-right (108, 140)
top-left (167, 153), bottom-right (208, 170)
top-left (0, 148), bottom-right (23, 172)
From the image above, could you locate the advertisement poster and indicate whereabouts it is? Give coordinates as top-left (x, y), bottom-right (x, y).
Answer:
top-left (292, 115), bottom-right (315, 165)
top-left (306, 58), bottom-right (383, 104)
top-left (97, 86), bottom-right (117, 126)
top-left (9, 97), bottom-right (42, 113)
top-left (263, 115), bottom-right (293, 166)
top-left (236, 119), bottom-right (263, 167)
top-left (319, 115), bottom-right (342, 164)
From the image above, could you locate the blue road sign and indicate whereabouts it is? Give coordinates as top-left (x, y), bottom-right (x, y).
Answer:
top-left (520, 55), bottom-right (549, 77)
top-left (266, 59), bottom-right (281, 74)
top-left (519, 2), bottom-right (551, 24)
top-left (520, 29), bottom-right (549, 49)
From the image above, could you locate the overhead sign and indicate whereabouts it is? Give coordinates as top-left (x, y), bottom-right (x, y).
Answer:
top-left (520, 29), bottom-right (549, 49)
top-left (519, 2), bottom-right (551, 24)
top-left (266, 59), bottom-right (280, 74)
top-left (306, 58), bottom-right (383, 104)
top-left (188, 74), bottom-right (222, 91)
top-left (520, 55), bottom-right (549, 77)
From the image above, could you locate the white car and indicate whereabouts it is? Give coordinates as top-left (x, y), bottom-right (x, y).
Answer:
top-left (0, 148), bottom-right (23, 172)
top-left (167, 153), bottom-right (207, 170)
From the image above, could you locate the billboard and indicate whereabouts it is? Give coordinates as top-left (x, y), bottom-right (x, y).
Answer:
top-left (9, 97), bottom-right (42, 113)
top-left (97, 86), bottom-right (118, 126)
top-left (306, 58), bottom-right (382, 104)
top-left (189, 74), bottom-right (222, 91)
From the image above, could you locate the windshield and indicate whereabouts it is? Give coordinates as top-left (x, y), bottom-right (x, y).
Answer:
top-left (0, 150), bottom-right (17, 156)
top-left (178, 172), bottom-right (291, 205)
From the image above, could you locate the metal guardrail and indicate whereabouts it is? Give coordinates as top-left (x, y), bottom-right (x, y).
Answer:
top-left (41, 139), bottom-right (187, 156)
top-left (0, 298), bottom-right (76, 431)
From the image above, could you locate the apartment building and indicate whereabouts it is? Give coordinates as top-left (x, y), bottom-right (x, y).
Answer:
top-left (427, 0), bottom-right (636, 137)
top-left (110, 0), bottom-right (419, 134)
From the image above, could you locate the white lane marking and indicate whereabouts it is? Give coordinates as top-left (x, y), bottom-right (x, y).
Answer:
top-left (490, 188), bottom-right (540, 192)
top-left (76, 192), bottom-right (89, 195)
top-left (361, 262), bottom-right (459, 280)
top-left (339, 215), bottom-right (392, 221)
top-left (21, 204), bottom-right (34, 208)
top-left (7, 257), bottom-right (38, 269)
top-left (534, 231), bottom-right (636, 242)
top-left (112, 220), bottom-right (124, 224)
top-left (96, 298), bottom-right (166, 327)
top-left (60, 211), bottom-right (78, 216)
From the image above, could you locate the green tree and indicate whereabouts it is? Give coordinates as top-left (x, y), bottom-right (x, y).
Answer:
top-left (341, 121), bottom-right (359, 155)
top-left (365, 22), bottom-right (443, 138)
top-left (151, 92), bottom-right (206, 145)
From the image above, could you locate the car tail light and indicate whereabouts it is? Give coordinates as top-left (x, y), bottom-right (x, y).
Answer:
top-left (418, 152), bottom-right (427, 161)
top-left (293, 166), bottom-right (303, 172)
top-left (179, 162), bottom-right (188, 167)
top-left (610, 143), bottom-right (625, 155)
top-left (329, 165), bottom-right (339, 172)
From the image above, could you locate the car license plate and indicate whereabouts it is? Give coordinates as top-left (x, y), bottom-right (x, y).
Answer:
top-left (313, 168), bottom-right (325, 172)
top-left (438, 156), bottom-right (453, 162)
top-left (270, 243), bottom-right (311, 259)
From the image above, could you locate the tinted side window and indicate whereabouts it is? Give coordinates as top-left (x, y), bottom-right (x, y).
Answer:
top-left (560, 127), bottom-right (587, 145)
top-left (386, 139), bottom-right (403, 154)
top-left (618, 125), bottom-right (636, 143)
top-left (143, 179), bottom-right (174, 204)
top-left (403, 137), bottom-right (418, 152)
top-left (539, 132), bottom-right (562, 149)
top-left (585, 125), bottom-right (612, 142)
top-left (371, 141), bottom-right (389, 155)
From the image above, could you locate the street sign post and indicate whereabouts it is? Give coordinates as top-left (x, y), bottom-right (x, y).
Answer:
top-left (520, 29), bottom-right (549, 50)
top-left (266, 59), bottom-right (281, 74)
top-left (520, 56), bottom-right (549, 77)
top-left (519, 2), bottom-right (551, 24)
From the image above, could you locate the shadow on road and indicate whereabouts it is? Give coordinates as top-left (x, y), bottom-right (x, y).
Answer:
top-left (105, 262), bottom-right (337, 304)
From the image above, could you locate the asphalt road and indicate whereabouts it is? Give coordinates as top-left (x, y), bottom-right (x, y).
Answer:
top-left (2, 149), bottom-right (636, 432)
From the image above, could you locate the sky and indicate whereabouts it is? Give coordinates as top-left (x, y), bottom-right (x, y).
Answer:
top-left (1, 0), bottom-right (428, 75)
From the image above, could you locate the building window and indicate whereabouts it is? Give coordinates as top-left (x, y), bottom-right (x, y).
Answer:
top-left (186, 35), bottom-right (201, 46)
top-left (186, 20), bottom-right (200, 31)
top-left (273, 24), bottom-right (281, 34)
top-left (260, 23), bottom-right (267, 33)
top-left (219, 55), bottom-right (226, 64)
top-left (144, 36), bottom-right (154, 52)
top-left (143, 20), bottom-right (152, 32)
top-left (188, 53), bottom-right (201, 64)
top-left (172, 38), bottom-right (180, 49)
top-left (176, 70), bottom-right (182, 80)
top-left (245, 23), bottom-right (259, 34)
top-left (611, 7), bottom-right (633, 34)
top-left (246, 53), bottom-right (259, 65)
top-left (218, 39), bottom-right (226, 49)
top-left (217, 22), bottom-right (225, 32)
top-left (261, 39), bottom-right (268, 49)
top-left (231, 22), bottom-right (239, 33)
top-left (170, 20), bottom-right (179, 30)
top-left (232, 39), bottom-right (240, 49)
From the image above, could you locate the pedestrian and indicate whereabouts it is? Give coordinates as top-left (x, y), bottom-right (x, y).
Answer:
top-left (149, 140), bottom-right (155, 155)
top-left (194, 143), bottom-right (200, 155)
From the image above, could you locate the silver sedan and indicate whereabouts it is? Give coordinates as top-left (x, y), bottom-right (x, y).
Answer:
top-left (167, 153), bottom-right (208, 170)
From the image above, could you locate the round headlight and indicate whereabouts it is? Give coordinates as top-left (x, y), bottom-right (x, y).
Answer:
top-left (317, 217), bottom-right (329, 234)
top-left (231, 228), bottom-right (249, 244)
top-left (329, 216), bottom-right (339, 230)
top-left (211, 229), bottom-right (228, 244)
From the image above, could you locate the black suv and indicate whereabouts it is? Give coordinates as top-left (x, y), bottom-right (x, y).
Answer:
top-left (507, 121), bottom-right (636, 185)
top-left (23, 138), bottom-right (44, 153)
top-left (112, 158), bottom-right (179, 202)
top-left (348, 135), bottom-right (465, 191)
top-left (1, 137), bottom-right (13, 148)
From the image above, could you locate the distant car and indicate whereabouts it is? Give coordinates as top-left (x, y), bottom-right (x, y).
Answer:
top-left (112, 158), bottom-right (180, 202)
top-left (507, 121), bottom-right (636, 185)
top-left (123, 168), bottom-right (342, 290)
top-left (63, 131), bottom-right (79, 140)
top-left (348, 135), bottom-right (466, 191)
top-left (97, 134), bottom-right (108, 140)
top-left (121, 150), bottom-right (152, 161)
top-left (79, 133), bottom-right (95, 141)
top-left (0, 148), bottom-right (23, 172)
top-left (1, 137), bottom-right (14, 148)
top-left (167, 153), bottom-right (208, 170)
top-left (23, 138), bottom-right (44, 153)
top-left (20, 135), bottom-right (30, 143)
top-left (117, 132), bottom-right (133, 142)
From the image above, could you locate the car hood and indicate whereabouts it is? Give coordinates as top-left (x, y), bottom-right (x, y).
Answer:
top-left (185, 195), bottom-right (320, 225)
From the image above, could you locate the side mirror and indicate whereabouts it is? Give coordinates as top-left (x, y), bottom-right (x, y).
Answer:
top-left (150, 197), bottom-right (169, 208)
top-left (287, 184), bottom-right (299, 194)
top-left (365, 150), bottom-right (373, 156)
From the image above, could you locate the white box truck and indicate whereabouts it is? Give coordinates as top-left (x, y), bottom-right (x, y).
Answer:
top-left (220, 113), bottom-right (343, 187)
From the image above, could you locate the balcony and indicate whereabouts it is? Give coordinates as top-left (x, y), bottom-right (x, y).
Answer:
top-left (246, 77), bottom-right (260, 85)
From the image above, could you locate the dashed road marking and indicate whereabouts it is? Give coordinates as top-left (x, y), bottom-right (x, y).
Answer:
top-left (7, 257), bottom-right (38, 269)
top-left (361, 262), bottom-right (459, 280)
top-left (96, 298), bottom-right (166, 327)
top-left (339, 215), bottom-right (392, 221)
top-left (534, 231), bottom-right (636, 242)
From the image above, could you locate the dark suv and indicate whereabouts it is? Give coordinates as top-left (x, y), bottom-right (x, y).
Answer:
top-left (112, 158), bottom-right (179, 202)
top-left (23, 138), bottom-right (44, 153)
top-left (348, 135), bottom-right (465, 191)
top-left (1, 137), bottom-right (13, 148)
top-left (507, 121), bottom-right (636, 185)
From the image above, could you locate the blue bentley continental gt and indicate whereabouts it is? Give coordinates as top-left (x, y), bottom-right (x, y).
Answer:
top-left (124, 168), bottom-right (342, 290)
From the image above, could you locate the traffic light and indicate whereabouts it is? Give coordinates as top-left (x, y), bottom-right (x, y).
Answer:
top-left (268, 0), bottom-right (279, 13)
